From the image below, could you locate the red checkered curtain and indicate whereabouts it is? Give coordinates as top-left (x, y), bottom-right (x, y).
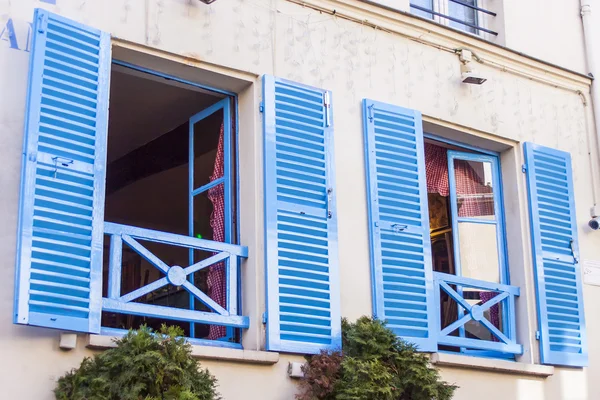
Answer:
top-left (454, 161), bottom-right (494, 217)
top-left (424, 143), bottom-right (493, 217)
top-left (207, 123), bottom-right (226, 340)
top-left (425, 143), bottom-right (450, 197)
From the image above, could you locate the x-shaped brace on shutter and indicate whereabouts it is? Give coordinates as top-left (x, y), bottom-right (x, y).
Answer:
top-left (117, 235), bottom-right (230, 316)
top-left (438, 281), bottom-right (511, 344)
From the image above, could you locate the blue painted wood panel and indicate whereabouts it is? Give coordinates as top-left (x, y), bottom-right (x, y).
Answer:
top-left (14, 9), bottom-right (110, 333)
top-left (263, 75), bottom-right (341, 354)
top-left (524, 142), bottom-right (588, 367)
top-left (362, 99), bottom-right (437, 352)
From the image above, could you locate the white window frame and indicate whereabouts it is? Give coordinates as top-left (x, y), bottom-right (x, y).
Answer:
top-left (409, 0), bottom-right (491, 37)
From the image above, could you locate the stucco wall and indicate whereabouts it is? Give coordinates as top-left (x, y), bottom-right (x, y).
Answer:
top-left (501, 0), bottom-right (587, 74)
top-left (1, 1), bottom-right (600, 399)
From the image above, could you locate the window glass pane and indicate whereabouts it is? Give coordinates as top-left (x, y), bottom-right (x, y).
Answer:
top-left (410, 0), bottom-right (434, 19)
top-left (192, 110), bottom-right (223, 191)
top-left (457, 222), bottom-right (500, 283)
top-left (448, 0), bottom-right (477, 34)
top-left (453, 159), bottom-right (495, 219)
top-left (464, 291), bottom-right (504, 341)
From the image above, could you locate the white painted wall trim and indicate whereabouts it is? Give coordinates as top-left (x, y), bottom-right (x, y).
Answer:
top-left (430, 353), bottom-right (555, 377)
top-left (86, 334), bottom-right (280, 365)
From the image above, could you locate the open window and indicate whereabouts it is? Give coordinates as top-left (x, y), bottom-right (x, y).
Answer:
top-left (101, 64), bottom-right (240, 343)
top-left (424, 140), bottom-right (519, 357)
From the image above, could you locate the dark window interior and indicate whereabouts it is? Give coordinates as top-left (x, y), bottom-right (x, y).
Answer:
top-left (100, 66), bottom-right (233, 339)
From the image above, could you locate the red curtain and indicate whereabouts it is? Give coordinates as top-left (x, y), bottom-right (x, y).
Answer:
top-left (424, 143), bottom-right (494, 218)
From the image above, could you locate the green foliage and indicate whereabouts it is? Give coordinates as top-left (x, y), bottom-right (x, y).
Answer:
top-left (297, 317), bottom-right (457, 400)
top-left (54, 325), bottom-right (220, 400)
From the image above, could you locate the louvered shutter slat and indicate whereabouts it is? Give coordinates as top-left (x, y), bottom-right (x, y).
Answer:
top-left (363, 99), bottom-right (437, 352)
top-left (524, 142), bottom-right (588, 367)
top-left (263, 76), bottom-right (341, 354)
top-left (14, 9), bottom-right (110, 333)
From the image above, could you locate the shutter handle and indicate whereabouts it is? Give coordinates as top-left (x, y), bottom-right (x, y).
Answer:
top-left (570, 238), bottom-right (579, 264)
top-left (392, 224), bottom-right (407, 233)
top-left (326, 188), bottom-right (333, 219)
top-left (52, 156), bottom-right (74, 178)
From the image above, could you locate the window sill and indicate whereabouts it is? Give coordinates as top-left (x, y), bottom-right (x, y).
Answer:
top-left (86, 334), bottom-right (280, 365)
top-left (430, 353), bottom-right (554, 377)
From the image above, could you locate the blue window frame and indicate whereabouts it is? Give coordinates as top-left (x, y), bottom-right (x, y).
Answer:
top-left (15, 9), bottom-right (248, 348)
top-left (437, 150), bottom-right (520, 357)
top-left (100, 65), bottom-right (244, 347)
top-left (188, 98), bottom-right (236, 341)
top-left (446, 151), bottom-right (508, 285)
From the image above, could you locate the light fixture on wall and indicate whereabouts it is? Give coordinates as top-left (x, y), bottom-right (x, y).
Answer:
top-left (459, 49), bottom-right (487, 85)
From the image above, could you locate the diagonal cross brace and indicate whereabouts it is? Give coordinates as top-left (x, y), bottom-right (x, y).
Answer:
top-left (438, 283), bottom-right (511, 341)
top-left (118, 235), bottom-right (231, 314)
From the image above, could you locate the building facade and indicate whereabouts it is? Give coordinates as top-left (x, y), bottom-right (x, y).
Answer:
top-left (1, 0), bottom-right (599, 399)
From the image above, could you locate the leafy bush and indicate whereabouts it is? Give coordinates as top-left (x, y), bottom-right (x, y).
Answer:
top-left (297, 317), bottom-right (457, 400)
top-left (55, 325), bottom-right (220, 400)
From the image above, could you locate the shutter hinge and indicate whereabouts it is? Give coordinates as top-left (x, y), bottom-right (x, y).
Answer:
top-left (262, 312), bottom-right (267, 324)
top-left (521, 164), bottom-right (527, 173)
top-left (323, 92), bottom-right (331, 127)
top-left (259, 102), bottom-right (264, 113)
top-left (535, 331), bottom-right (540, 340)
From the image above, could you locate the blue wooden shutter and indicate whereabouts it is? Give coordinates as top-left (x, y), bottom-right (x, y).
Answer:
top-left (263, 75), bottom-right (341, 354)
top-left (363, 99), bottom-right (437, 352)
top-left (14, 9), bottom-right (111, 333)
top-left (524, 143), bottom-right (587, 367)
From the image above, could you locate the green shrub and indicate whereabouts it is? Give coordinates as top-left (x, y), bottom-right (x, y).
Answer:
top-left (55, 325), bottom-right (220, 400)
top-left (297, 317), bottom-right (457, 400)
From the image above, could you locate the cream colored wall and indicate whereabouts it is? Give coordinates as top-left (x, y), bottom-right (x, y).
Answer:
top-left (1, 1), bottom-right (600, 399)
top-left (501, 0), bottom-right (587, 73)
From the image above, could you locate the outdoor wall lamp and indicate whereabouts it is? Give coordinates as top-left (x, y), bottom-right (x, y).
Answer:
top-left (459, 49), bottom-right (487, 85)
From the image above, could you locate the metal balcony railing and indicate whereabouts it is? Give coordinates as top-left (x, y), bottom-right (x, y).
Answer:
top-left (433, 272), bottom-right (522, 354)
top-left (102, 222), bottom-right (249, 330)
top-left (411, 0), bottom-right (498, 36)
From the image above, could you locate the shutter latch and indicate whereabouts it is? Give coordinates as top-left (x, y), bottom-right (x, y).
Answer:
top-left (52, 156), bottom-right (74, 178)
top-left (570, 238), bottom-right (579, 263)
top-left (392, 224), bottom-right (407, 233)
